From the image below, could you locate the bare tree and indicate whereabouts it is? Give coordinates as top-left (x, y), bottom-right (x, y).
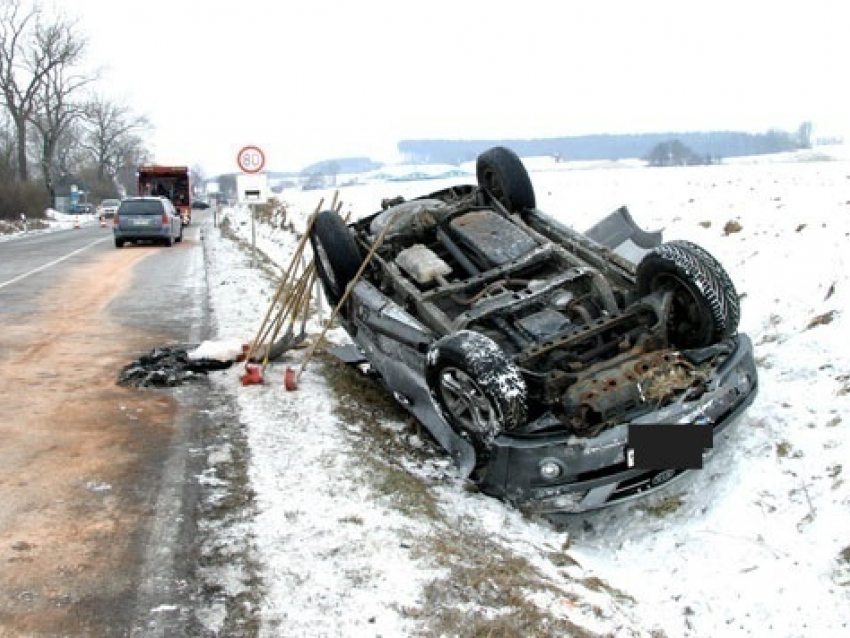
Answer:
top-left (190, 163), bottom-right (205, 195)
top-left (645, 139), bottom-right (710, 167)
top-left (0, 0), bottom-right (85, 181)
top-left (54, 120), bottom-right (86, 177)
top-left (0, 111), bottom-right (15, 179)
top-left (30, 59), bottom-right (94, 198)
top-left (80, 95), bottom-right (149, 182)
top-left (112, 133), bottom-right (149, 196)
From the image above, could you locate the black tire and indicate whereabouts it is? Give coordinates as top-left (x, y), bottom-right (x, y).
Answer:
top-left (114, 238), bottom-right (124, 248)
top-left (426, 330), bottom-right (527, 444)
top-left (164, 234), bottom-right (174, 247)
top-left (476, 146), bottom-right (536, 213)
top-left (636, 240), bottom-right (740, 348)
top-left (309, 210), bottom-right (363, 310)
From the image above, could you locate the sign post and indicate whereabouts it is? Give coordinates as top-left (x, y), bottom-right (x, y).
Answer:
top-left (236, 146), bottom-right (267, 268)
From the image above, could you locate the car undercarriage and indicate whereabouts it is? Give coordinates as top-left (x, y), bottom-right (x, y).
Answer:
top-left (309, 146), bottom-right (758, 515)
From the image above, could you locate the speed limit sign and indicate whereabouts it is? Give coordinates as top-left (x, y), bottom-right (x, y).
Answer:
top-left (237, 145), bottom-right (266, 174)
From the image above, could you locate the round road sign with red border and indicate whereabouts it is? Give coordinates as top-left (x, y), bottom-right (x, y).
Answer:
top-left (237, 145), bottom-right (266, 173)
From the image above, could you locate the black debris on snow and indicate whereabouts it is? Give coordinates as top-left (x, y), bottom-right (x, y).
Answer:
top-left (118, 345), bottom-right (234, 388)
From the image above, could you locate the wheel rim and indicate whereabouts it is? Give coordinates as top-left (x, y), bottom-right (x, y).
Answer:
top-left (479, 168), bottom-right (506, 204)
top-left (437, 366), bottom-right (498, 434)
top-left (655, 273), bottom-right (712, 346)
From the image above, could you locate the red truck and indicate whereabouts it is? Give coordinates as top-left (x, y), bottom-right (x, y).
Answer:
top-left (137, 165), bottom-right (192, 225)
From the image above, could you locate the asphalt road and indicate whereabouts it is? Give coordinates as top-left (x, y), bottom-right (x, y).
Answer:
top-left (0, 214), bottom-right (223, 635)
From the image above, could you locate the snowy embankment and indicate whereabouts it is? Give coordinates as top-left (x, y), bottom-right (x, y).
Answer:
top-left (0, 209), bottom-right (95, 239)
top-left (202, 149), bottom-right (849, 636)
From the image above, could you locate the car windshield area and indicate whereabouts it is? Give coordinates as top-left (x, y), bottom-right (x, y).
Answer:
top-left (120, 200), bottom-right (165, 215)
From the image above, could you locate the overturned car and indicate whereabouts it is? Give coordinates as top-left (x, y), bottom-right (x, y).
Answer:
top-left (309, 146), bottom-right (757, 515)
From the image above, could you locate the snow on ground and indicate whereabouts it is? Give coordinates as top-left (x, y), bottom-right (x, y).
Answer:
top-left (199, 147), bottom-right (849, 636)
top-left (201, 179), bottom-right (649, 635)
top-left (2, 147), bottom-right (846, 634)
top-left (0, 209), bottom-right (96, 239)
top-left (196, 148), bottom-right (850, 636)
top-left (530, 154), bottom-right (850, 637)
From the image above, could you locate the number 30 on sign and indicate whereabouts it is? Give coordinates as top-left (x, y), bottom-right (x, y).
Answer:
top-left (237, 145), bottom-right (265, 174)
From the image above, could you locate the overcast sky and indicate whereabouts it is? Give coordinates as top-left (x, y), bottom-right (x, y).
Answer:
top-left (54, 0), bottom-right (847, 175)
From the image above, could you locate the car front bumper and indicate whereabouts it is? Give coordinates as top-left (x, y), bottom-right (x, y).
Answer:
top-left (479, 334), bottom-right (758, 515)
top-left (114, 227), bottom-right (173, 241)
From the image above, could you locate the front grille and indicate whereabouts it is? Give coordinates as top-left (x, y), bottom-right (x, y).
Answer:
top-left (608, 468), bottom-right (686, 501)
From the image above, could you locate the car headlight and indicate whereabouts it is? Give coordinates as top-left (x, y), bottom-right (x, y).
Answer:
top-left (539, 459), bottom-right (563, 480)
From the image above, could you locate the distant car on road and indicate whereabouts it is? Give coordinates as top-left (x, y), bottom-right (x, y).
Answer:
top-left (113, 197), bottom-right (183, 248)
top-left (96, 198), bottom-right (121, 219)
top-left (191, 199), bottom-right (210, 210)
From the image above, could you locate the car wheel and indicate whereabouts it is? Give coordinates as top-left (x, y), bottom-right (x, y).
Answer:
top-left (426, 330), bottom-right (527, 445)
top-left (164, 235), bottom-right (174, 247)
top-left (636, 240), bottom-right (740, 348)
top-left (476, 146), bottom-right (536, 213)
top-left (114, 238), bottom-right (124, 248)
top-left (309, 210), bottom-right (363, 311)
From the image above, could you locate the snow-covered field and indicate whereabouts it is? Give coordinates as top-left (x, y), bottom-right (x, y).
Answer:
top-left (198, 147), bottom-right (850, 636)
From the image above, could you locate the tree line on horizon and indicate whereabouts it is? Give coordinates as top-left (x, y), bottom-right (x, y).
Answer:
top-left (396, 124), bottom-right (815, 166)
top-left (291, 124), bottom-right (816, 185)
